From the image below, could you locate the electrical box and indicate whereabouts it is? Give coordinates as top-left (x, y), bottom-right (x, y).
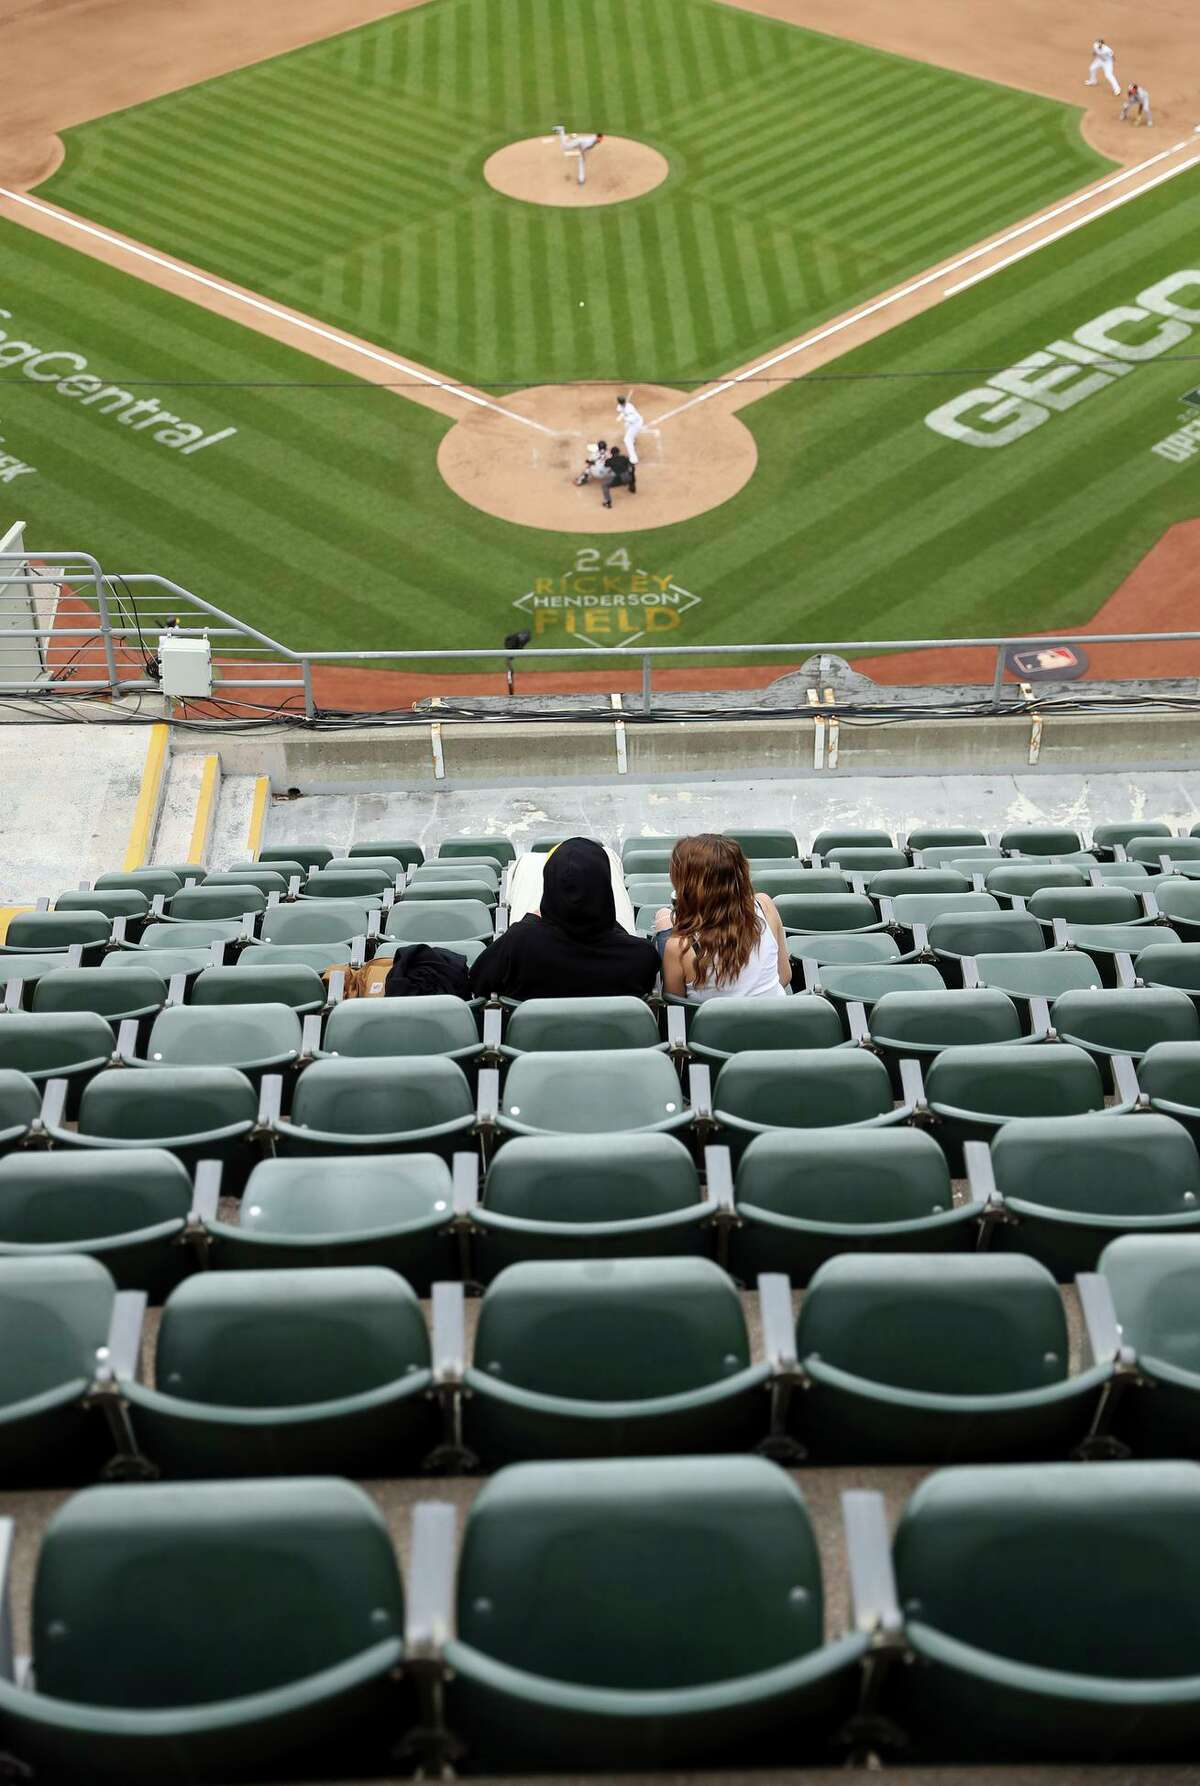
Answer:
top-left (159, 633), bottom-right (212, 698)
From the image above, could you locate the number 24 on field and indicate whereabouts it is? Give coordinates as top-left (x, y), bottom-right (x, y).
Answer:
top-left (575, 548), bottom-right (631, 572)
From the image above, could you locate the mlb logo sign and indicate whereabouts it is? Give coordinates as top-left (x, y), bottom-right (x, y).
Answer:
top-left (1005, 644), bottom-right (1089, 681)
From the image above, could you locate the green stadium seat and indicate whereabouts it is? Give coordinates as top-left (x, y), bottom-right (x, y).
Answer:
top-left (0, 1012), bottom-right (114, 1104)
top-left (922, 1043), bottom-right (1113, 1165)
top-left (497, 1050), bottom-right (692, 1141)
top-left (730, 1128), bottom-right (977, 1284)
top-left (985, 863), bottom-right (1088, 899)
top-left (918, 846), bottom-right (1004, 870)
top-left (621, 835), bottom-right (680, 864)
top-left (100, 947), bottom-right (216, 982)
top-left (0, 1256), bottom-right (132, 1485)
top-left (54, 889), bottom-right (150, 922)
top-left (349, 838), bottom-right (423, 867)
top-left (1027, 885), bottom-right (1148, 929)
top-left (888, 892), bottom-right (999, 931)
top-left (385, 901), bottom-right (493, 943)
top-left (230, 856), bottom-right (306, 883)
top-left (824, 847), bottom-right (908, 873)
top-left (623, 875), bottom-right (674, 909)
top-left (190, 963), bottom-right (326, 1014)
top-left (809, 963), bottom-right (946, 1024)
top-left (458, 1258), bottom-right (769, 1464)
top-left (0, 1476), bottom-right (406, 1782)
top-left (867, 869), bottom-right (971, 898)
top-left (786, 932), bottom-right (905, 966)
top-left (434, 1454), bottom-right (865, 1772)
top-left (811, 829), bottom-right (893, 855)
top-left (775, 893), bottom-right (881, 934)
top-left (373, 936), bottom-right (486, 967)
top-left (1139, 1041), bottom-right (1200, 1144)
top-left (621, 848), bottom-right (673, 877)
top-left (1127, 835), bottom-right (1200, 866)
top-left (258, 904), bottom-right (370, 946)
top-left (0, 954), bottom-right (76, 999)
top-left (0, 1070), bottom-right (40, 1153)
top-left (971, 948), bottom-right (1102, 1013)
top-left (202, 868), bottom-right (290, 896)
top-left (207, 1153), bottom-right (457, 1292)
top-left (687, 995), bottom-right (842, 1064)
top-left (259, 842), bottom-right (334, 872)
top-left (33, 966), bottom-right (167, 1026)
top-left (1136, 941), bottom-right (1200, 1000)
top-left (326, 856), bottom-right (405, 880)
top-left (438, 836), bottom-right (516, 866)
top-left (867, 988), bottom-right (1024, 1070)
top-left (45, 1065), bottom-right (260, 1183)
top-left (1099, 1236), bottom-right (1200, 1457)
top-left (999, 825), bottom-right (1082, 856)
top-left (321, 995), bottom-right (481, 1066)
top-left (791, 1254), bottom-right (1107, 1462)
top-left (130, 1003), bottom-right (302, 1076)
top-left (985, 1112), bottom-right (1200, 1279)
top-left (715, 1049), bottom-right (905, 1158)
top-left (164, 884), bottom-right (267, 923)
top-left (136, 920), bottom-right (245, 951)
top-left (502, 996), bottom-right (660, 1055)
top-left (1059, 921), bottom-right (1181, 985)
top-left (471, 1134), bottom-right (711, 1279)
top-left (723, 829), bottom-right (798, 858)
top-left (95, 869), bottom-right (183, 899)
top-left (1091, 860), bottom-right (1152, 883)
top-left (751, 867), bottom-right (851, 898)
top-left (883, 1461), bottom-right (1200, 1761)
top-left (906, 828), bottom-right (988, 852)
top-left (1, 911), bottom-right (111, 958)
top-left (927, 910), bottom-right (1046, 971)
top-left (1092, 820), bottom-right (1171, 855)
top-left (301, 867), bottom-right (393, 902)
top-left (1150, 877), bottom-right (1200, 938)
top-left (0, 1148), bottom-right (199, 1299)
top-left (122, 1267), bottom-right (435, 1477)
top-left (270, 1056), bottom-right (476, 1158)
top-left (1050, 986), bottom-right (1200, 1063)
top-left (399, 877), bottom-right (498, 908)
top-left (240, 940), bottom-right (361, 974)
top-left (409, 863), bottom-right (500, 897)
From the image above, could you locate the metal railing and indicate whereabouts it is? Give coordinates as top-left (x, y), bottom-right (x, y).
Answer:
top-left (1, 548), bottom-right (1198, 719)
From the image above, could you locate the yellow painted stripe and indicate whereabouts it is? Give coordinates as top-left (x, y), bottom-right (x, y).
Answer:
top-left (0, 906), bottom-right (34, 944)
top-left (246, 774), bottom-right (270, 860)
top-left (122, 723), bottom-right (170, 871)
top-left (187, 754), bottom-right (221, 864)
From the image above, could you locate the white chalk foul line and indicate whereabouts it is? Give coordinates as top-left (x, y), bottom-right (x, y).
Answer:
top-left (651, 139), bottom-right (1199, 427)
top-left (0, 184), bottom-right (558, 437)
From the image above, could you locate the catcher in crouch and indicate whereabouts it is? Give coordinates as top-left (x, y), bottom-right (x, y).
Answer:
top-left (574, 441), bottom-right (637, 509)
top-left (552, 125), bottom-right (604, 185)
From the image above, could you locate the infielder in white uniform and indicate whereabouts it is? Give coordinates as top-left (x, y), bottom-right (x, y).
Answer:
top-left (616, 393), bottom-right (645, 465)
top-left (552, 125), bottom-right (605, 186)
top-left (1120, 82), bottom-right (1153, 125)
top-left (1086, 39), bottom-right (1120, 96)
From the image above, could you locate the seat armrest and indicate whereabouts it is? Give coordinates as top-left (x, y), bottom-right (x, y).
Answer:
top-left (431, 1281), bottom-right (466, 1385)
top-left (898, 1055), bottom-right (926, 1116)
top-left (665, 1004), bottom-right (688, 1057)
top-left (1114, 951), bottom-right (1138, 989)
top-left (366, 911), bottom-right (381, 940)
top-left (115, 1018), bottom-right (139, 1064)
top-left (189, 1159), bottom-right (222, 1224)
top-left (100, 1290), bottom-right (147, 1385)
top-left (350, 936), bottom-right (367, 969)
top-left (66, 944), bottom-right (84, 969)
top-left (481, 1006), bottom-right (503, 1057)
top-left (405, 1502), bottom-right (457, 1661)
top-left (37, 1077), bottom-right (68, 1137)
top-left (877, 896), bottom-right (895, 928)
top-left (300, 1013), bottom-right (323, 1061)
top-left (1027, 994), bottom-right (1053, 1039)
top-left (150, 894), bottom-right (166, 919)
top-left (1052, 916), bottom-right (1070, 949)
top-left (257, 1074), bottom-right (283, 1128)
top-left (452, 1152), bottom-right (479, 1217)
top-left (757, 1272), bottom-right (797, 1372)
top-left (240, 913), bottom-right (257, 942)
top-left (494, 905), bottom-right (509, 937)
top-left (1111, 1053), bottom-right (1144, 1107)
top-left (704, 1144), bottom-right (735, 1216)
top-left (166, 972), bottom-right (187, 1007)
top-left (960, 956), bottom-right (980, 989)
top-left (2, 979), bottom-right (23, 1014)
top-left (1141, 889), bottom-right (1162, 920)
top-left (0, 1520), bottom-right (13, 1684)
top-left (909, 921), bottom-right (929, 955)
top-left (110, 916), bottom-right (129, 948)
top-left (799, 956), bottom-right (821, 994)
top-left (963, 1139), bottom-right (998, 1202)
top-left (288, 874), bottom-right (302, 900)
top-left (1158, 854), bottom-right (1174, 875)
top-left (1088, 868), bottom-right (1104, 887)
top-left (845, 1001), bottom-right (870, 1045)
top-left (842, 1490), bottom-right (903, 1639)
top-left (1076, 1271), bottom-right (1128, 1368)
top-left (849, 874), bottom-right (867, 897)
top-left (326, 970), bottom-right (346, 1007)
top-left (1113, 843), bottom-right (1128, 862)
top-left (476, 1066), bottom-right (499, 1130)
top-left (266, 891), bottom-right (280, 909)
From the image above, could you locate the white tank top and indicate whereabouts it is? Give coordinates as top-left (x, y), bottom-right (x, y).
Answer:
top-left (685, 911), bottom-right (785, 1002)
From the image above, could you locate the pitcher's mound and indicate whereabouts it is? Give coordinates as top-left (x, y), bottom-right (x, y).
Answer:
top-left (438, 384), bottom-right (757, 534)
top-left (484, 136), bottom-right (668, 207)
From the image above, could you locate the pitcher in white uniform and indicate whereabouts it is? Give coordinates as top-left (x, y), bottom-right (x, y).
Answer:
top-left (616, 393), bottom-right (645, 465)
top-left (552, 126), bottom-right (605, 186)
top-left (1086, 40), bottom-right (1120, 96)
top-left (655, 834), bottom-right (791, 1001)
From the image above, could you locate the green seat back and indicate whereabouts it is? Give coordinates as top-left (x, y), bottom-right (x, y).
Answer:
top-left (290, 1056), bottom-right (473, 1137)
top-left (501, 1050), bottom-right (684, 1135)
top-left (169, 885), bottom-right (267, 921)
top-left (867, 871), bottom-right (970, 898)
top-left (722, 830), bottom-right (798, 859)
top-left (6, 912), bottom-right (111, 951)
top-left (327, 857), bottom-right (405, 880)
top-left (1139, 1041), bottom-right (1200, 1112)
top-left (812, 830), bottom-right (893, 855)
top-left (716, 1049), bottom-right (894, 1130)
top-left (240, 1154), bottom-right (453, 1236)
top-left (985, 864), bottom-right (1088, 898)
top-left (484, 1134), bottom-right (699, 1223)
top-left (79, 1067), bottom-right (258, 1141)
top-left (239, 942), bottom-right (357, 973)
top-left (374, 937), bottom-right (485, 967)
top-left (1093, 822), bottom-right (1171, 850)
top-left (1153, 879), bottom-right (1200, 925)
top-left (1101, 1236), bottom-right (1200, 1374)
top-left (689, 996), bottom-right (841, 1056)
top-left (258, 905), bottom-right (369, 946)
top-left (34, 967), bottom-right (167, 1020)
top-left (1052, 987), bottom-right (1200, 1055)
top-left (55, 890), bottom-right (150, 920)
top-left (892, 1460), bottom-right (1200, 1677)
top-left (32, 1476), bottom-right (402, 1706)
top-left (475, 1257), bottom-right (748, 1401)
top-left (974, 950), bottom-right (1101, 1000)
top-left (438, 836), bottom-right (515, 866)
top-left (869, 989), bottom-right (1021, 1049)
top-left (1138, 943), bottom-right (1200, 996)
top-left (775, 894), bottom-right (878, 934)
top-left (0, 1149), bottom-right (191, 1245)
top-left (926, 1043), bottom-right (1103, 1119)
top-left (504, 997), bottom-right (659, 1054)
top-left (1028, 886), bottom-right (1141, 926)
top-left (621, 849), bottom-right (674, 877)
top-left (95, 870), bottom-right (183, 898)
top-left (0, 1011), bottom-right (113, 1078)
top-left (928, 911), bottom-right (1045, 959)
top-left (385, 901), bottom-right (493, 942)
top-left (797, 1254), bottom-right (1068, 1392)
top-left (907, 829), bottom-right (988, 852)
top-left (621, 836), bottom-right (680, 864)
top-left (0, 954), bottom-right (72, 989)
top-left (203, 869), bottom-right (290, 895)
top-left (155, 1267), bottom-right (429, 1406)
top-left (1067, 922), bottom-right (1180, 957)
top-left (349, 839), bottom-right (423, 867)
top-left (816, 963), bottom-right (945, 1005)
top-left (992, 1113), bottom-right (1200, 1216)
top-left (323, 995), bottom-right (479, 1058)
top-left (192, 964), bottom-right (325, 1012)
top-left (101, 948), bottom-right (213, 979)
top-left (824, 847), bottom-right (908, 872)
top-left (259, 844), bottom-right (333, 872)
top-left (456, 1455), bottom-right (824, 1687)
top-left (144, 1004), bottom-right (302, 1068)
top-left (304, 867), bottom-right (393, 901)
top-left (786, 933), bottom-right (901, 966)
top-left (752, 868), bottom-right (851, 898)
top-left (232, 857), bottom-right (305, 882)
top-left (889, 892), bottom-right (999, 927)
top-left (624, 876), bottom-right (673, 908)
top-left (139, 921), bottom-right (245, 949)
top-left (998, 826), bottom-right (1083, 857)
top-left (1129, 836), bottom-right (1200, 865)
top-left (0, 1069), bottom-right (40, 1135)
top-left (409, 861), bottom-right (500, 889)
top-left (0, 1256), bottom-right (114, 1403)
top-left (737, 1128), bottom-right (952, 1224)
top-left (920, 847), bottom-right (1004, 870)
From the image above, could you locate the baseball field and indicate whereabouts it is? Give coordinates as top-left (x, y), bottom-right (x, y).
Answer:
top-left (1, 0), bottom-right (1197, 676)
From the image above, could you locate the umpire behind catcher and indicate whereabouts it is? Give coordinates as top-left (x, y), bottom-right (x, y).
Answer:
top-left (574, 439), bottom-right (637, 509)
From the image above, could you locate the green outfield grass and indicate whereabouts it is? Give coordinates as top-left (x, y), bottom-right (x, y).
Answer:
top-left (39, 0), bottom-right (1107, 388)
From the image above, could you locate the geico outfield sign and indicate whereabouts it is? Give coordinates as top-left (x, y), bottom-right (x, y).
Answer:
top-left (0, 308), bottom-right (236, 454)
top-left (925, 270), bottom-right (1200, 449)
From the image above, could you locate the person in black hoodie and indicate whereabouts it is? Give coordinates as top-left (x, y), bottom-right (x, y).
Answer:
top-left (469, 837), bottom-right (660, 1001)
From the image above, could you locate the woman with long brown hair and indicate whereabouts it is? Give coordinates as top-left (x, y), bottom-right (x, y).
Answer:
top-left (655, 834), bottom-right (791, 1000)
